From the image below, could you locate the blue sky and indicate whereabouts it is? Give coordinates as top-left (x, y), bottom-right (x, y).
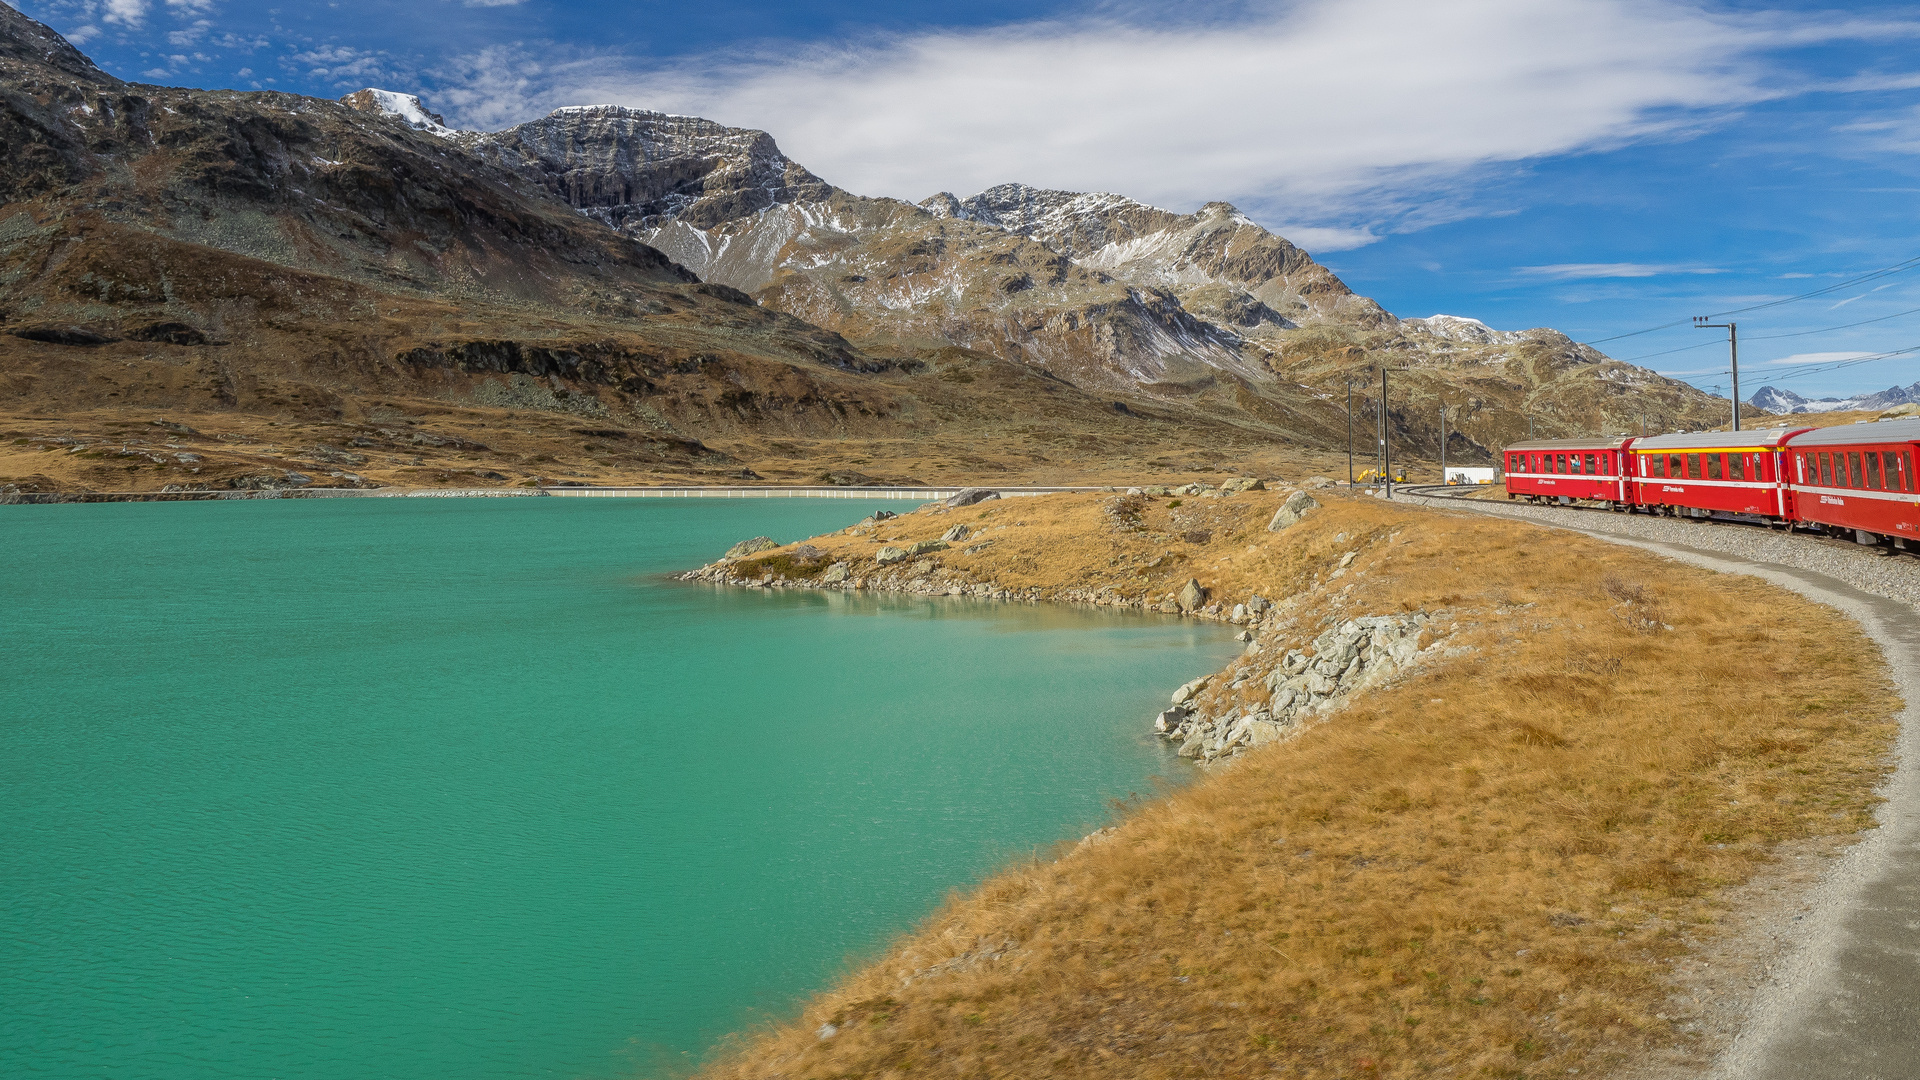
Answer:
top-left (14, 0), bottom-right (1920, 401)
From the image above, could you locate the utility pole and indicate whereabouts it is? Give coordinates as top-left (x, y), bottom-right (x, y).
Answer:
top-left (1694, 317), bottom-right (1741, 431)
top-left (1382, 366), bottom-right (1393, 499)
top-left (1346, 377), bottom-right (1355, 487)
top-left (1439, 404), bottom-right (1448, 484)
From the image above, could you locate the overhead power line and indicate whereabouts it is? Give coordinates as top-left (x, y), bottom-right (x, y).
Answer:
top-left (1746, 303), bottom-right (1920, 341)
top-left (1704, 256), bottom-right (1920, 319)
top-left (1575, 253), bottom-right (1920, 348)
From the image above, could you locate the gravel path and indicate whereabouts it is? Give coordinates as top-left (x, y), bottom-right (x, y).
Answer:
top-left (1398, 491), bottom-right (1920, 606)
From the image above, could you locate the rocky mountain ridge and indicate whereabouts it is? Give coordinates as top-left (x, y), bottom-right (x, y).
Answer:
top-left (1748, 381), bottom-right (1920, 414)
top-left (0, 1), bottom-right (1744, 498)
top-left (0, 6), bottom-right (1356, 496)
top-left (450, 98), bottom-right (1740, 454)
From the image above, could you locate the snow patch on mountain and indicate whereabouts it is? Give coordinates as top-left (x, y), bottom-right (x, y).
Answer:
top-left (1748, 382), bottom-right (1920, 414)
top-left (339, 89), bottom-right (457, 138)
top-left (1399, 314), bottom-right (1522, 345)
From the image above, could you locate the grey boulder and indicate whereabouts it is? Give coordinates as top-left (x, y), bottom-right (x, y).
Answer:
top-left (1267, 491), bottom-right (1319, 532)
top-left (945, 488), bottom-right (1000, 508)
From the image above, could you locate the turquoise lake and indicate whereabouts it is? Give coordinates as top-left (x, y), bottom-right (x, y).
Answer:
top-left (0, 497), bottom-right (1238, 1079)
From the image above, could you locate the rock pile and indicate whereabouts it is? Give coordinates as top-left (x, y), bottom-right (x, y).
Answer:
top-left (1156, 613), bottom-right (1435, 763)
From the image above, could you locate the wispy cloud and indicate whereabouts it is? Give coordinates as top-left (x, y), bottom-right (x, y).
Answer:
top-left (1517, 263), bottom-right (1728, 280)
top-left (420, 0), bottom-right (1919, 250)
top-left (1765, 351), bottom-right (1877, 366)
top-left (285, 43), bottom-right (391, 84)
top-left (100, 0), bottom-right (147, 27)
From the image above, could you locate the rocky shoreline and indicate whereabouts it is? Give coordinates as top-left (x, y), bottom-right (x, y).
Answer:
top-left (682, 484), bottom-right (1465, 765)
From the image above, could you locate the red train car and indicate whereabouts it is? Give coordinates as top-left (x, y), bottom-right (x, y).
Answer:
top-left (1626, 429), bottom-right (1807, 519)
top-left (1503, 438), bottom-right (1635, 505)
top-left (1782, 419), bottom-right (1920, 544)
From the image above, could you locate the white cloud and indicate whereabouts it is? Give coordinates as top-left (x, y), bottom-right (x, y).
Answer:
top-left (101, 0), bottom-right (149, 27)
top-left (422, 0), bottom-right (1920, 248)
top-left (1271, 225), bottom-right (1380, 252)
top-left (1765, 351), bottom-right (1875, 366)
top-left (64, 24), bottom-right (101, 43)
top-left (286, 43), bottom-right (388, 83)
top-left (167, 18), bottom-right (210, 46)
top-left (1518, 263), bottom-right (1728, 279)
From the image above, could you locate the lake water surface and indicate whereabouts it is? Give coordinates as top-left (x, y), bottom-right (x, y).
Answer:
top-left (1, 497), bottom-right (1238, 1079)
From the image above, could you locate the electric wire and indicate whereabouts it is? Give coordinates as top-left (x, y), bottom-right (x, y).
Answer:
top-left (1574, 253), bottom-right (1920, 348)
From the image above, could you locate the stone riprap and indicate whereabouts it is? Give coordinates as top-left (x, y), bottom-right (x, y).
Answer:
top-left (1156, 613), bottom-right (1442, 764)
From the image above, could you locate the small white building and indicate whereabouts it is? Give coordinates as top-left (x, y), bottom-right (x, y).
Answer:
top-left (1445, 467), bottom-right (1496, 485)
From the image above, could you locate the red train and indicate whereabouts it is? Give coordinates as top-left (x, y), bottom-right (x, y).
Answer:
top-left (1503, 420), bottom-right (1920, 550)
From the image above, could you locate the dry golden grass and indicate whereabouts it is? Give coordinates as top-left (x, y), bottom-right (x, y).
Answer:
top-left (701, 491), bottom-right (1897, 1080)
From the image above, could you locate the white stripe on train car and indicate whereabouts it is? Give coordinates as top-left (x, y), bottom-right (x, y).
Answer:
top-left (1785, 485), bottom-right (1920, 504)
top-left (1629, 477), bottom-right (1777, 490)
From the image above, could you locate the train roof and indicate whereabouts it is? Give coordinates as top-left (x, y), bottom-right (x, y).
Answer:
top-left (1630, 428), bottom-right (1807, 451)
top-left (1784, 417), bottom-right (1920, 447)
top-left (1504, 437), bottom-right (1635, 452)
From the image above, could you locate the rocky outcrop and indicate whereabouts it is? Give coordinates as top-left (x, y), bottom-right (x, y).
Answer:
top-left (1159, 613), bottom-right (1444, 763)
top-left (461, 106), bottom-right (835, 232)
top-left (724, 536), bottom-right (779, 559)
top-left (946, 488), bottom-right (1000, 508)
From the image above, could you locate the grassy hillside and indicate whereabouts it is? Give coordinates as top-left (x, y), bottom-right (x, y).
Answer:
top-left (691, 491), bottom-right (1894, 1079)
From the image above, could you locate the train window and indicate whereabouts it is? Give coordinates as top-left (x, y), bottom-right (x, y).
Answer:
top-left (1584, 453), bottom-right (1598, 474)
top-left (1651, 455), bottom-right (1666, 478)
top-left (1706, 454), bottom-right (1723, 480)
top-left (1669, 454), bottom-right (1685, 477)
top-left (1848, 452), bottom-right (1865, 488)
top-left (1685, 454), bottom-right (1701, 479)
top-left (1886, 451), bottom-right (1906, 492)
top-left (1557, 454), bottom-right (1569, 473)
top-left (1729, 454), bottom-right (1745, 481)
top-left (1820, 452), bottom-right (1835, 486)
top-left (1570, 454), bottom-right (1583, 475)
top-left (1866, 453), bottom-right (1884, 490)
top-left (1804, 453), bottom-right (1818, 485)
top-left (1906, 452), bottom-right (1916, 492)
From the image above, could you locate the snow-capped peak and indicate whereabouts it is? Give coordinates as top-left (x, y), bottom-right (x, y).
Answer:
top-left (1400, 313), bottom-right (1519, 344)
top-left (339, 89), bottom-right (457, 138)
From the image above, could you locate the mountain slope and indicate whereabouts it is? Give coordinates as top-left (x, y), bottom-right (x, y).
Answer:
top-left (0, 5), bottom-right (1743, 496)
top-left (467, 106), bottom-right (1741, 458)
top-left (1749, 381), bottom-right (1920, 414)
top-left (0, 8), bottom-right (1333, 495)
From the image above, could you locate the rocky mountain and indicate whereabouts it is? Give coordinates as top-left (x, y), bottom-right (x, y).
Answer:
top-left (0, 3), bottom-right (1743, 496)
top-left (462, 103), bottom-right (1740, 457)
top-left (1749, 382), bottom-right (1920, 414)
top-left (0, 7), bottom-right (1320, 495)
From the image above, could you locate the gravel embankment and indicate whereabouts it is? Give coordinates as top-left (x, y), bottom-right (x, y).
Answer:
top-left (1400, 492), bottom-right (1920, 607)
